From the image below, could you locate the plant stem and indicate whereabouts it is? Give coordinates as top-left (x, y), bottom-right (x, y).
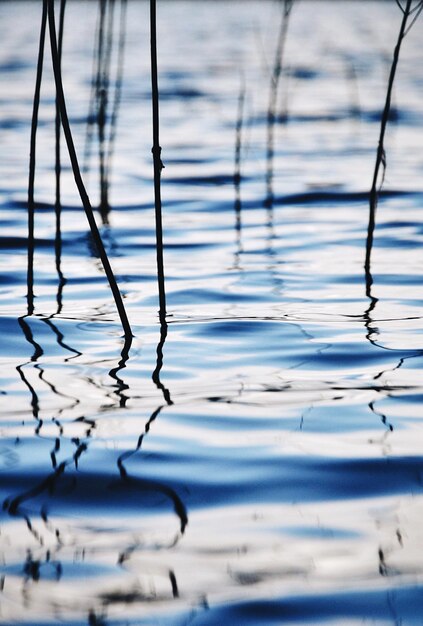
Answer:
top-left (234, 78), bottom-right (245, 234)
top-left (365, 0), bottom-right (412, 286)
top-left (54, 0), bottom-right (67, 314)
top-left (47, 0), bottom-right (132, 339)
top-left (27, 0), bottom-right (48, 315)
top-left (106, 0), bottom-right (128, 196)
top-left (150, 0), bottom-right (166, 319)
top-left (265, 0), bottom-right (293, 209)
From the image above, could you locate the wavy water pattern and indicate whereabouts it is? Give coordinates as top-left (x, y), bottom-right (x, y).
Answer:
top-left (0, 1), bottom-right (423, 624)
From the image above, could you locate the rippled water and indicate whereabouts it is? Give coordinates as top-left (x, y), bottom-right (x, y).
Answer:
top-left (1, 1), bottom-right (423, 624)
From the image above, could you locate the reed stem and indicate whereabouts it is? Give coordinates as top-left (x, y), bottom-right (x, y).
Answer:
top-left (265, 0), bottom-right (293, 209)
top-left (365, 0), bottom-right (413, 285)
top-left (106, 0), bottom-right (127, 192)
top-left (27, 0), bottom-right (48, 315)
top-left (47, 0), bottom-right (132, 339)
top-left (150, 0), bottom-right (166, 319)
top-left (54, 0), bottom-right (67, 313)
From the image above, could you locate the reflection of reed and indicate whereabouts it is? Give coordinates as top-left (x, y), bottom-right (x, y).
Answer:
top-left (363, 289), bottom-right (379, 348)
top-left (264, 0), bottom-right (294, 210)
top-left (115, 294), bottom-right (185, 538)
top-left (116, 417), bottom-right (187, 536)
top-left (115, 28), bottom-right (184, 532)
top-left (108, 332), bottom-right (131, 408)
top-left (16, 317), bottom-right (42, 424)
top-left (11, 314), bottom-right (84, 550)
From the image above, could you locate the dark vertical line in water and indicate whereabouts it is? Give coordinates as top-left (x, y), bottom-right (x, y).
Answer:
top-left (16, 319), bottom-right (42, 413)
top-left (369, 400), bottom-right (393, 433)
top-left (47, 0), bottom-right (133, 339)
top-left (150, 0), bottom-right (166, 318)
top-left (365, 0), bottom-right (413, 296)
top-left (152, 318), bottom-right (172, 405)
top-left (116, 0), bottom-right (174, 521)
top-left (83, 0), bottom-right (102, 176)
top-left (43, 317), bottom-right (82, 360)
top-left (106, 0), bottom-right (127, 192)
top-left (95, 0), bottom-right (107, 217)
top-left (169, 569), bottom-right (179, 598)
top-left (108, 332), bottom-right (132, 408)
top-left (54, 0), bottom-right (67, 314)
top-left (98, 0), bottom-right (116, 222)
top-left (116, 420), bottom-right (188, 534)
top-left (363, 296), bottom-right (379, 347)
top-left (344, 58), bottom-right (361, 121)
top-left (234, 78), bottom-right (245, 257)
top-left (264, 0), bottom-right (293, 210)
top-left (27, 0), bottom-right (48, 316)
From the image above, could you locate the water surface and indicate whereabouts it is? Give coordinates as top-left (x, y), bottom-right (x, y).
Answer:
top-left (1, 1), bottom-right (423, 624)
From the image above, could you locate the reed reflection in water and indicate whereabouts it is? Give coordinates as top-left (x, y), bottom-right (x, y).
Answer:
top-left (1, 1), bottom-right (423, 624)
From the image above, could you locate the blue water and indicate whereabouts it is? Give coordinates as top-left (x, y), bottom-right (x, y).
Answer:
top-left (1, 1), bottom-right (423, 624)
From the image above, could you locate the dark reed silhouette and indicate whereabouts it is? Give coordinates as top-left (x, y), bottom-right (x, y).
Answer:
top-left (108, 331), bottom-right (131, 408)
top-left (27, 0), bottom-right (47, 315)
top-left (54, 0), bottom-right (67, 313)
top-left (265, 0), bottom-right (294, 209)
top-left (16, 317), bottom-right (42, 425)
top-left (150, 0), bottom-right (166, 317)
top-left (97, 0), bottom-right (115, 221)
top-left (105, 0), bottom-right (128, 210)
top-left (365, 0), bottom-right (423, 296)
top-left (363, 0), bottom-right (422, 356)
top-left (83, 2), bottom-right (102, 176)
top-left (46, 0), bottom-right (132, 339)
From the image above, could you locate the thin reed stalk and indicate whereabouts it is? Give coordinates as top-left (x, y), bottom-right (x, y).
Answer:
top-left (365, 0), bottom-right (422, 290)
top-left (265, 0), bottom-right (294, 209)
top-left (150, 0), bottom-right (166, 319)
top-left (47, 0), bottom-right (132, 339)
top-left (54, 0), bottom-right (67, 314)
top-left (83, 1), bottom-right (102, 175)
top-left (234, 78), bottom-right (245, 235)
top-left (106, 0), bottom-right (127, 193)
top-left (98, 0), bottom-right (115, 220)
top-left (27, 0), bottom-right (48, 315)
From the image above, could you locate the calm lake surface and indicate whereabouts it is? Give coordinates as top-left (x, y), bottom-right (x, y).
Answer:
top-left (1, 1), bottom-right (423, 624)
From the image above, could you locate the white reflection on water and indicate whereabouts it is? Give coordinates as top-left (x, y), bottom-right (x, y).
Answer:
top-left (0, 1), bottom-right (423, 624)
